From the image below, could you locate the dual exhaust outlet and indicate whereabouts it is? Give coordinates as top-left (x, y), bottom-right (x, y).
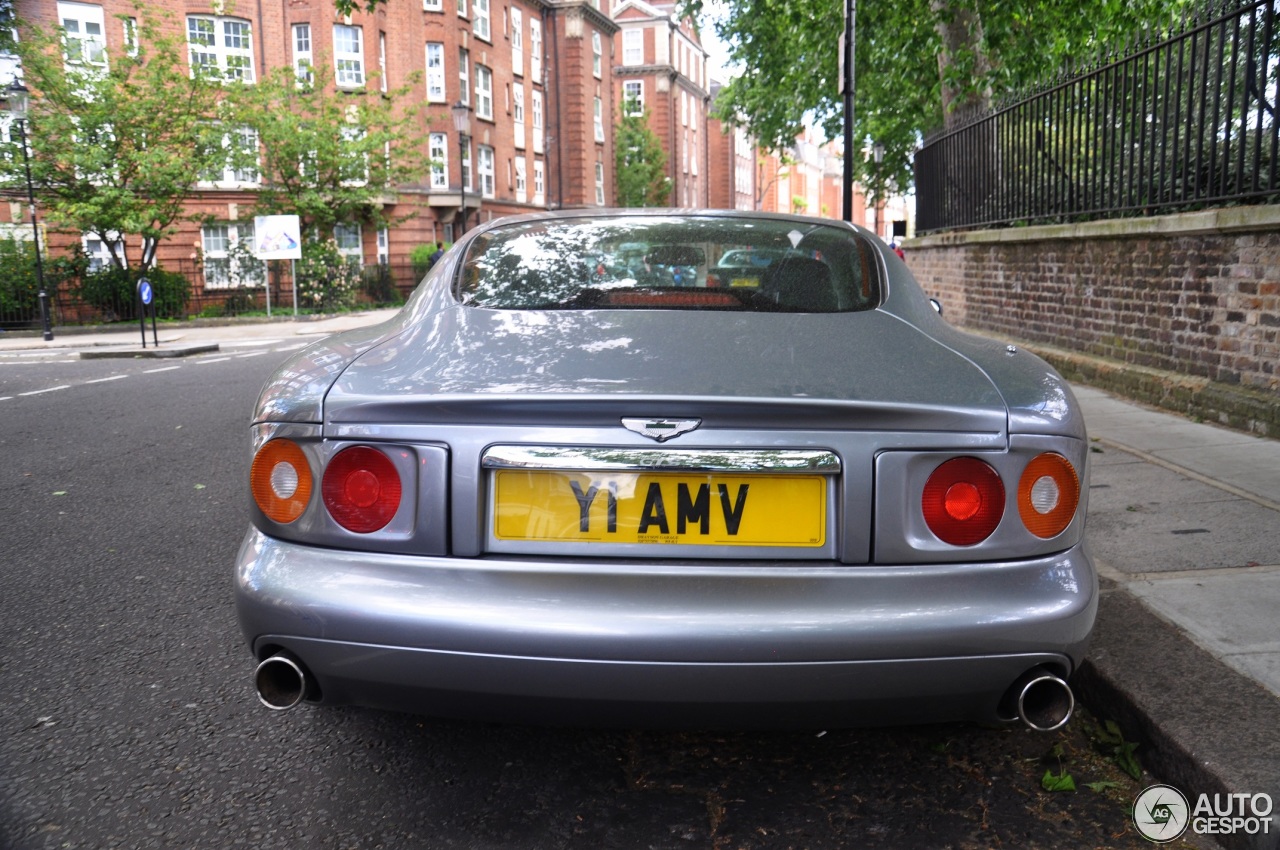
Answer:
top-left (252, 652), bottom-right (1075, 731)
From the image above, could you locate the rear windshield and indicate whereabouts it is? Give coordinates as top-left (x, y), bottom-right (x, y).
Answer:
top-left (457, 215), bottom-right (881, 312)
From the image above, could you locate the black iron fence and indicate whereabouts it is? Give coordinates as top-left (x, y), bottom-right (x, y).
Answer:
top-left (0, 258), bottom-right (428, 330)
top-left (916, 0), bottom-right (1279, 233)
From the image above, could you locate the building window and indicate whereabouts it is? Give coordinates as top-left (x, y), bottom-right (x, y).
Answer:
top-left (623, 80), bottom-right (643, 114)
top-left (377, 228), bottom-right (389, 264)
top-left (334, 24), bottom-right (364, 88)
top-left (622, 29), bottom-right (642, 66)
top-left (514, 156), bottom-right (526, 203)
top-left (472, 0), bottom-right (490, 41)
top-left (594, 161), bottom-right (605, 205)
top-left (292, 24), bottom-right (313, 86)
top-left (593, 96), bottom-right (604, 143)
top-left (334, 224), bottom-right (363, 267)
top-left (122, 16), bottom-right (138, 57)
top-left (187, 15), bottom-right (254, 82)
top-left (478, 145), bottom-right (494, 198)
top-left (458, 47), bottom-right (470, 105)
top-left (200, 126), bottom-right (260, 186)
top-left (457, 0), bottom-right (467, 18)
top-left (475, 65), bottom-right (492, 120)
top-left (59, 2), bottom-right (106, 68)
top-left (378, 31), bottom-right (387, 92)
top-left (592, 31), bottom-right (601, 78)
top-left (510, 8), bottom-right (523, 77)
top-left (513, 84), bottom-right (525, 150)
top-left (202, 223), bottom-right (264, 289)
top-left (531, 90), bottom-right (543, 154)
top-left (424, 0), bottom-right (442, 10)
top-left (429, 132), bottom-right (448, 189)
top-left (533, 159), bottom-right (545, 205)
top-left (529, 19), bottom-right (542, 81)
top-left (83, 233), bottom-right (124, 272)
top-left (425, 42), bottom-right (445, 102)
top-left (460, 137), bottom-right (471, 191)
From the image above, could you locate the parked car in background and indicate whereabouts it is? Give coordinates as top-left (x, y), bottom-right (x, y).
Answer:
top-left (238, 210), bottom-right (1095, 730)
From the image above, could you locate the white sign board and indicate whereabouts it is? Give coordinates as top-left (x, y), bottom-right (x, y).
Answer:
top-left (253, 215), bottom-right (302, 260)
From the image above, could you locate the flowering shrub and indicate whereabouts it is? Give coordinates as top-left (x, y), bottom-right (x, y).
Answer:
top-left (295, 239), bottom-right (361, 312)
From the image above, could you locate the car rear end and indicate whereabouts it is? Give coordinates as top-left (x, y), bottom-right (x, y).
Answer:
top-left (236, 212), bottom-right (1095, 729)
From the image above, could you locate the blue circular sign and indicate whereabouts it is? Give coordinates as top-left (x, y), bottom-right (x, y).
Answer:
top-left (138, 279), bottom-right (153, 305)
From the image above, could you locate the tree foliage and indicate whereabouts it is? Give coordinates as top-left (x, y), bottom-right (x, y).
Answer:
top-left (684, 0), bottom-right (1190, 194)
top-left (0, 9), bottom-right (229, 274)
top-left (226, 64), bottom-right (431, 233)
top-left (615, 103), bottom-right (672, 207)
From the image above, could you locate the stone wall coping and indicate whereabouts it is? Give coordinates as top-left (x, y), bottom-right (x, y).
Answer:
top-left (907, 205), bottom-right (1280, 248)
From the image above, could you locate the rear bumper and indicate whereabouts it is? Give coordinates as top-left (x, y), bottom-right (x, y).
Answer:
top-left (235, 528), bottom-right (1097, 726)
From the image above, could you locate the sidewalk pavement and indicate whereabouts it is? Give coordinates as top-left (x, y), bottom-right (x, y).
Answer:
top-left (4, 312), bottom-right (1278, 847)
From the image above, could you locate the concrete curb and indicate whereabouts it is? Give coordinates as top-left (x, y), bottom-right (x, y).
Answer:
top-left (77, 343), bottom-right (221, 359)
top-left (1076, 584), bottom-right (1280, 850)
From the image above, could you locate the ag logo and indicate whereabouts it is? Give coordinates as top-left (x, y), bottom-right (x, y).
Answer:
top-left (1133, 784), bottom-right (1190, 843)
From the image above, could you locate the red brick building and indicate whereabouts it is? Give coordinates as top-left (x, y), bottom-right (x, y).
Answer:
top-left (610, 0), bottom-right (708, 208)
top-left (4, 0), bottom-right (619, 281)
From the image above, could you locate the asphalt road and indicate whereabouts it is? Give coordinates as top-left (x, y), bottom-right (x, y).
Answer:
top-left (0, 343), bottom-right (1211, 850)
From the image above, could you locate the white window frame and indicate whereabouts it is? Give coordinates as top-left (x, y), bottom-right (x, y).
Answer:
top-left (460, 136), bottom-right (472, 191)
top-left (376, 228), bottom-right (390, 264)
top-left (592, 31), bottom-right (601, 78)
top-left (531, 90), bottom-right (544, 154)
top-left (429, 132), bottom-right (448, 189)
top-left (512, 84), bottom-right (525, 150)
top-left (292, 23), bottom-right (313, 86)
top-left (334, 223), bottom-right (364, 267)
top-left (472, 0), bottom-right (490, 41)
top-left (424, 0), bottom-right (442, 9)
top-left (533, 159), bottom-right (545, 205)
top-left (378, 31), bottom-right (387, 93)
top-left (623, 80), bottom-right (643, 115)
top-left (595, 161), bottom-right (605, 206)
top-left (593, 96), bottom-right (604, 143)
top-left (122, 16), bottom-right (138, 57)
top-left (529, 19), bottom-right (542, 82)
top-left (510, 8), bottom-right (523, 77)
top-left (339, 125), bottom-right (369, 187)
top-left (457, 0), bottom-right (467, 16)
top-left (458, 47), bottom-right (470, 106)
top-left (425, 42), bottom-right (445, 102)
top-left (475, 64), bottom-right (492, 120)
top-left (59, 2), bottom-right (107, 69)
top-left (334, 24), bottom-right (364, 88)
top-left (478, 144), bottom-right (495, 198)
top-left (199, 125), bottom-right (260, 187)
top-left (622, 28), bottom-right (642, 66)
top-left (514, 156), bottom-right (527, 203)
top-left (187, 15), bottom-right (254, 82)
top-left (202, 223), bottom-right (264, 290)
top-left (83, 232), bottom-right (124, 272)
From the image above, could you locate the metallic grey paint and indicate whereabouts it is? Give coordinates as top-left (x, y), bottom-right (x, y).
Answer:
top-left (238, 209), bottom-right (1097, 727)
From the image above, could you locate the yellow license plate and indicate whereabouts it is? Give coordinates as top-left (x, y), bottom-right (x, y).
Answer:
top-left (493, 470), bottom-right (826, 547)
top-left (729, 276), bottom-right (760, 288)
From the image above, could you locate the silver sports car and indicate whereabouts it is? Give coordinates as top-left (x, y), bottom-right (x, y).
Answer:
top-left (236, 210), bottom-right (1095, 730)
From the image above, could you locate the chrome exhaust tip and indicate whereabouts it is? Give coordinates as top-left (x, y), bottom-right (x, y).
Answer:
top-left (254, 652), bottom-right (311, 711)
top-left (1008, 668), bottom-right (1075, 732)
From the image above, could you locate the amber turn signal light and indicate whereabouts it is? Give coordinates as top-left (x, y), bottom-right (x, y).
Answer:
top-left (251, 439), bottom-right (314, 524)
top-left (1017, 453), bottom-right (1080, 539)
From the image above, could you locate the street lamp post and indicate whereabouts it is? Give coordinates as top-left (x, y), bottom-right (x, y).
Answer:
top-left (451, 101), bottom-right (471, 238)
top-left (871, 141), bottom-right (884, 239)
top-left (6, 80), bottom-right (53, 341)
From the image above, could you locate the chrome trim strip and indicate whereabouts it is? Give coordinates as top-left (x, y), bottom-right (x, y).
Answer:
top-left (481, 446), bottom-right (842, 474)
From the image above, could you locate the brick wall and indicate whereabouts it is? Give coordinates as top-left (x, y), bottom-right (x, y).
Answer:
top-left (907, 206), bottom-right (1280, 434)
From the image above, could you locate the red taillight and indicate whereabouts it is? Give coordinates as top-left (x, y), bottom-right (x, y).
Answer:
top-left (922, 457), bottom-right (1005, 546)
top-left (251, 439), bottom-right (313, 524)
top-left (322, 446), bottom-right (402, 533)
top-left (1018, 453), bottom-right (1080, 538)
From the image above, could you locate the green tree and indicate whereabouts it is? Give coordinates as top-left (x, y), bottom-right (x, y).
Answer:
top-left (0, 9), bottom-right (230, 275)
top-left (684, 0), bottom-right (1189, 194)
top-left (228, 63), bottom-right (431, 235)
top-left (615, 103), bottom-right (672, 207)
